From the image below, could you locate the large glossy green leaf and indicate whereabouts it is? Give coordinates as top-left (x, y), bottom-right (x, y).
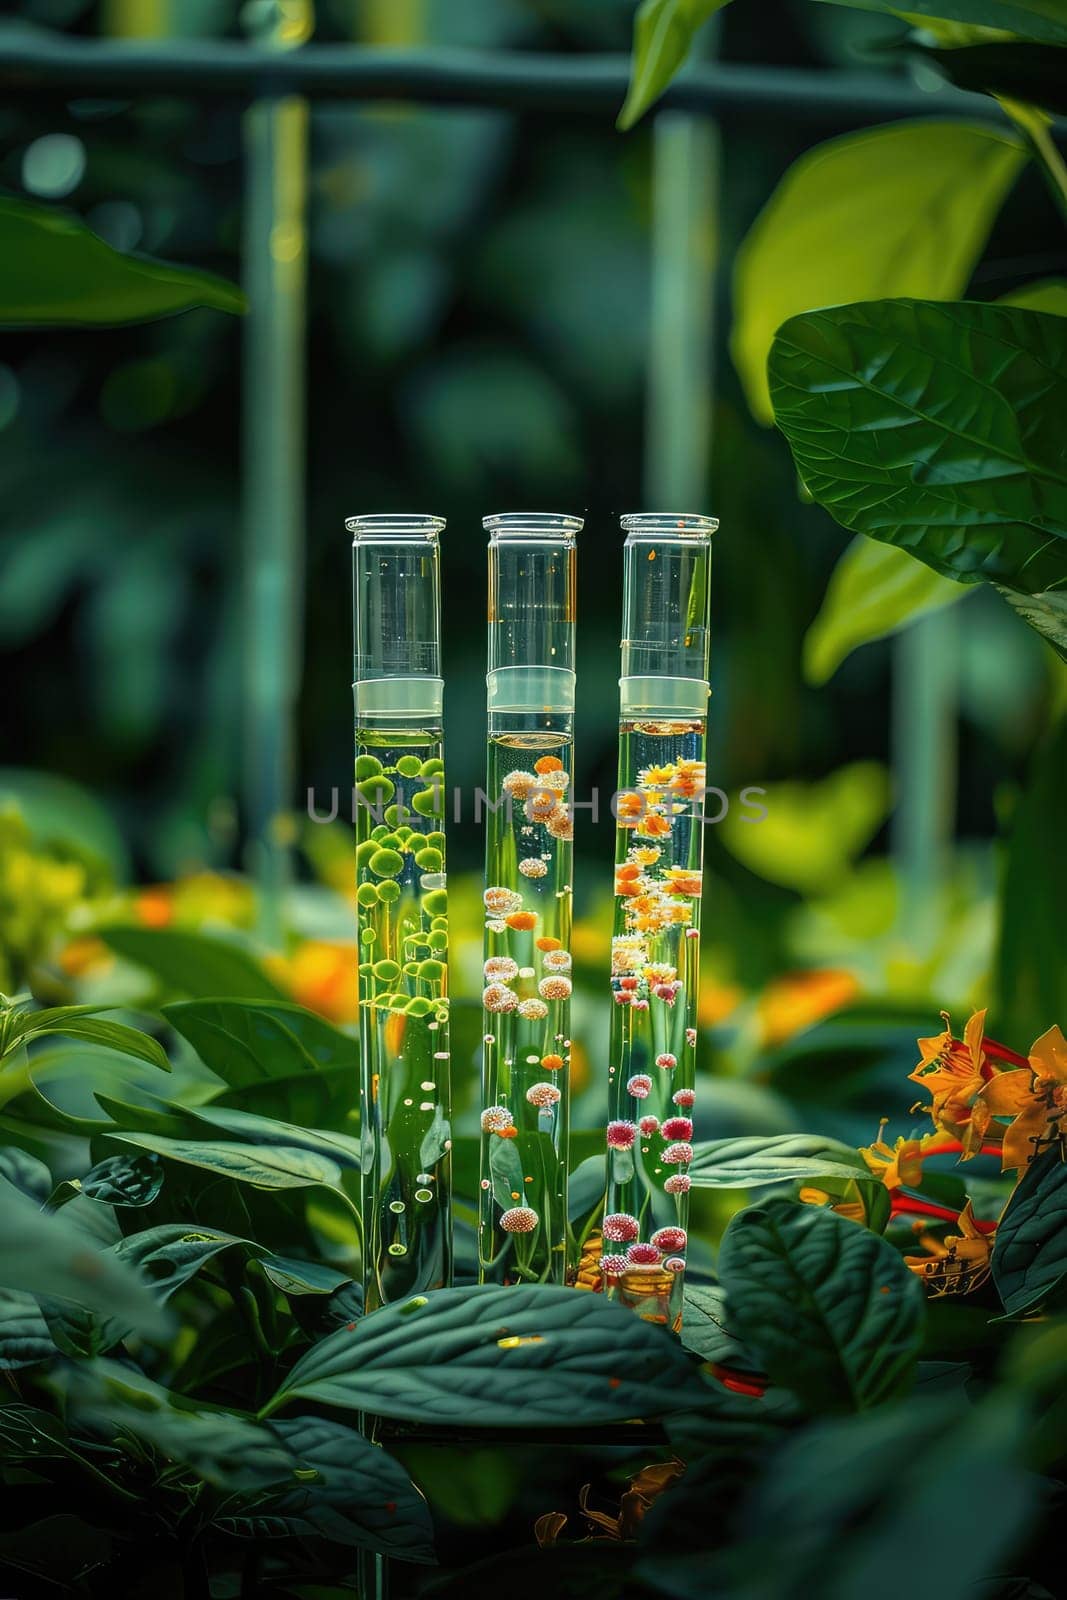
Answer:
top-left (679, 1284), bottom-right (747, 1365)
top-left (1, 1002), bottom-right (169, 1075)
top-left (618, 0), bottom-right (732, 129)
top-left (732, 121), bottom-right (1023, 422)
top-left (265, 1283), bottom-right (710, 1426)
top-left (221, 1416), bottom-right (435, 1563)
top-left (0, 196), bottom-right (246, 326)
top-left (99, 926), bottom-right (287, 1000)
top-left (688, 1134), bottom-right (866, 1188)
top-left (0, 1184), bottom-right (169, 1339)
top-left (995, 717), bottom-right (1067, 1043)
top-left (811, 0), bottom-right (1067, 43)
top-left (804, 536), bottom-right (968, 684)
top-left (993, 1148), bottom-right (1067, 1315)
top-left (81, 1152), bottom-right (163, 1207)
top-left (717, 1199), bottom-right (925, 1411)
top-left (769, 300), bottom-right (1067, 608)
top-left (163, 998), bottom-right (356, 1090)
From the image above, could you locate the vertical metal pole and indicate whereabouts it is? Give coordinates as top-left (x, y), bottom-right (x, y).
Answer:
top-left (644, 112), bottom-right (719, 505)
top-left (891, 608), bottom-right (959, 936)
top-left (241, 2), bottom-right (311, 943)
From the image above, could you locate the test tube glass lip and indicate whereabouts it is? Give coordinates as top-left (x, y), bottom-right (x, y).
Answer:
top-left (347, 513), bottom-right (446, 538)
top-left (483, 512), bottom-right (584, 538)
top-left (619, 512), bottom-right (718, 537)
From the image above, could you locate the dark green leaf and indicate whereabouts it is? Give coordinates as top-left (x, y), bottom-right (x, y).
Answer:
top-left (995, 717), bottom-right (1067, 1042)
top-left (810, 0), bottom-right (1067, 44)
top-left (0, 1288), bottom-right (54, 1370)
top-left (993, 1148), bottom-right (1067, 1315)
top-left (680, 1283), bottom-right (748, 1366)
top-left (266, 1283), bottom-right (711, 1426)
top-left (113, 1224), bottom-right (259, 1301)
top-left (769, 300), bottom-right (1067, 605)
top-left (222, 1415), bottom-right (435, 1563)
top-left (717, 1199), bottom-right (925, 1411)
top-left (488, 1133), bottom-right (525, 1210)
top-left (995, 585), bottom-right (1067, 662)
top-left (0, 1146), bottom-right (52, 1202)
top-left (0, 1185), bottom-right (169, 1339)
top-left (99, 925), bottom-right (287, 999)
top-left (163, 997), bottom-right (356, 1089)
top-left (920, 41), bottom-right (1067, 112)
top-left (259, 1254), bottom-right (352, 1296)
top-left (0, 195), bottom-right (246, 325)
top-left (688, 1134), bottom-right (867, 1188)
top-left (81, 1152), bottom-right (163, 1207)
top-left (61, 1359), bottom-right (297, 1493)
top-left (733, 121), bottom-right (1023, 422)
top-left (618, 0), bottom-right (733, 129)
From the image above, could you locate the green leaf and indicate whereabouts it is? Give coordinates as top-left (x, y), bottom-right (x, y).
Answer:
top-left (689, 1134), bottom-right (867, 1188)
top-left (732, 121), bottom-right (1024, 423)
top-left (19, 1014), bottom-right (169, 1073)
top-left (1001, 277), bottom-right (1067, 315)
top-left (81, 1152), bottom-right (163, 1207)
top-left (679, 1283), bottom-right (748, 1365)
top-left (61, 1360), bottom-right (297, 1493)
top-left (99, 925), bottom-right (287, 1000)
top-left (0, 1288), bottom-right (55, 1370)
top-left (0, 1146), bottom-right (52, 1203)
top-left (993, 1148), bottom-right (1067, 1315)
top-left (0, 195), bottom-right (246, 326)
top-left (811, 0), bottom-right (1067, 44)
top-left (222, 1416), bottom-right (435, 1563)
top-left (769, 299), bottom-right (1067, 612)
top-left (717, 1199), bottom-right (925, 1412)
top-left (0, 1185), bottom-right (169, 1340)
top-left (488, 1134), bottom-right (525, 1210)
top-left (618, 0), bottom-right (732, 129)
top-left (804, 536), bottom-right (968, 684)
top-left (113, 1224), bottom-right (259, 1302)
top-left (995, 584), bottom-right (1067, 661)
top-left (919, 41), bottom-right (1067, 112)
top-left (163, 998), bottom-right (356, 1090)
top-left (995, 717), bottom-right (1067, 1042)
top-left (106, 1130), bottom-right (346, 1192)
top-left (719, 761), bottom-right (891, 894)
top-left (265, 1283), bottom-right (711, 1426)
top-left (258, 1255), bottom-right (352, 1296)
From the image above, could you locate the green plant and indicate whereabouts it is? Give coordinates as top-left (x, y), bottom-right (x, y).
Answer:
top-left (621, 0), bottom-right (1067, 663)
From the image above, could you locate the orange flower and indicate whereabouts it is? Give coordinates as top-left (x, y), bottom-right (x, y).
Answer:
top-left (662, 867), bottom-right (702, 896)
top-left (903, 1200), bottom-right (992, 1297)
top-left (135, 887), bottom-right (174, 928)
top-left (859, 1130), bottom-right (942, 1190)
top-left (615, 875), bottom-right (641, 897)
top-left (535, 936), bottom-right (562, 952)
top-left (534, 755), bottom-right (564, 774)
top-left (497, 1125), bottom-right (519, 1139)
top-left (636, 813), bottom-right (671, 839)
top-left (616, 792), bottom-right (644, 825)
top-left (758, 968), bottom-right (860, 1048)
top-left (616, 862), bottom-right (641, 882)
top-left (269, 939), bottom-right (360, 1022)
top-left (541, 1053), bottom-right (565, 1072)
top-left (972, 1024), bottom-right (1067, 1171)
top-left (908, 1009), bottom-right (990, 1140)
top-left (505, 910), bottom-right (537, 931)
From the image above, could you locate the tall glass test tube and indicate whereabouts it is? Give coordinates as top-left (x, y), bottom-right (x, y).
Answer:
top-left (600, 512), bottom-right (716, 1329)
top-left (350, 513), bottom-right (452, 1313)
top-left (478, 512), bottom-right (581, 1285)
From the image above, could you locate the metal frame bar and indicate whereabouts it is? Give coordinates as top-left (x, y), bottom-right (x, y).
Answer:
top-left (0, 35), bottom-right (999, 124)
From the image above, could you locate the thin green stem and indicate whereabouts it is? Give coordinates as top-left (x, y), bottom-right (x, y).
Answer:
top-left (1000, 98), bottom-right (1067, 225)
